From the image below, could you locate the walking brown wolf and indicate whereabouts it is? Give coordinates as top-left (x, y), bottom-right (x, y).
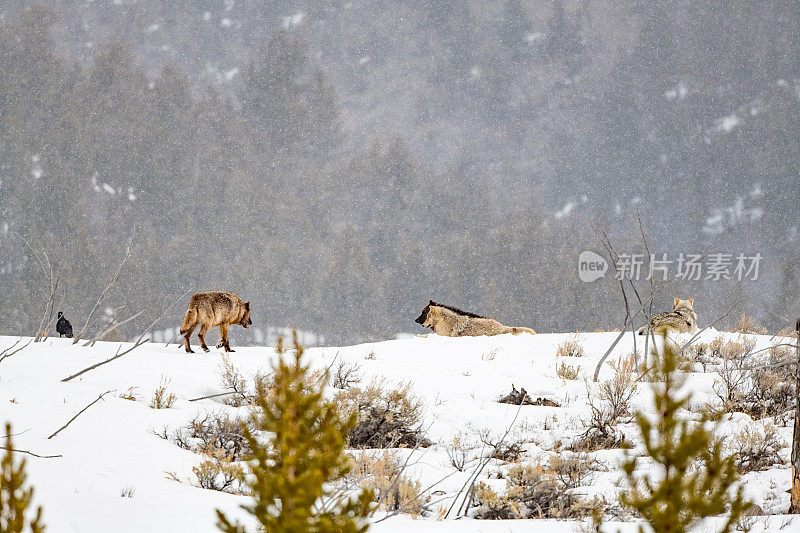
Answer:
top-left (180, 291), bottom-right (252, 353)
top-left (414, 301), bottom-right (536, 337)
top-left (637, 297), bottom-right (698, 335)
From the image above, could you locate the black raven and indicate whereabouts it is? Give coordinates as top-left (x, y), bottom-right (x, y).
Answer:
top-left (56, 311), bottom-right (73, 338)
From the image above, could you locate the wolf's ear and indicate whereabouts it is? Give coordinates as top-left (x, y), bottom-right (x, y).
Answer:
top-left (674, 296), bottom-right (680, 307)
top-left (689, 298), bottom-right (693, 306)
top-left (429, 300), bottom-right (434, 305)
top-left (245, 301), bottom-right (250, 309)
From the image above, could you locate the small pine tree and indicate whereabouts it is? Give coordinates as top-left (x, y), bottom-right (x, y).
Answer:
top-left (620, 339), bottom-right (751, 532)
top-left (1, 423), bottom-right (45, 533)
top-left (216, 334), bottom-right (373, 533)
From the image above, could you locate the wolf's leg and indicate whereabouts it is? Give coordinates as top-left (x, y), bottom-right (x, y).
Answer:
top-left (198, 323), bottom-right (211, 352)
top-left (216, 326), bottom-right (225, 349)
top-left (218, 324), bottom-right (234, 352)
top-left (184, 323), bottom-right (197, 353)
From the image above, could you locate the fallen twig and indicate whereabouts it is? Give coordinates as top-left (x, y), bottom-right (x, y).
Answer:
top-left (48, 390), bottom-right (114, 439)
top-left (0, 447), bottom-right (61, 459)
top-left (188, 391), bottom-right (243, 402)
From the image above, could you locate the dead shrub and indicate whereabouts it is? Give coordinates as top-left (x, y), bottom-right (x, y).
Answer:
top-left (712, 336), bottom-right (757, 410)
top-left (351, 450), bottom-right (429, 516)
top-left (684, 341), bottom-right (715, 372)
top-left (548, 454), bottom-right (598, 490)
top-left (570, 383), bottom-right (626, 453)
top-left (774, 326), bottom-right (797, 339)
top-left (731, 423), bottom-right (785, 474)
top-left (150, 377), bottom-right (177, 409)
top-left (445, 434), bottom-right (474, 472)
top-left (747, 344), bottom-right (796, 423)
top-left (735, 313), bottom-right (768, 335)
top-left (472, 482), bottom-right (524, 519)
top-left (333, 380), bottom-right (430, 448)
top-left (598, 355), bottom-right (637, 423)
top-left (218, 354), bottom-right (251, 406)
top-left (172, 413), bottom-right (250, 461)
top-left (570, 409), bottom-right (625, 452)
top-left (331, 359), bottom-right (362, 389)
top-left (490, 440), bottom-right (526, 463)
top-left (192, 457), bottom-right (247, 494)
top-left (711, 338), bottom-right (795, 421)
top-left (556, 336), bottom-right (585, 358)
top-left (473, 462), bottom-right (600, 519)
top-left (557, 361), bottom-right (580, 380)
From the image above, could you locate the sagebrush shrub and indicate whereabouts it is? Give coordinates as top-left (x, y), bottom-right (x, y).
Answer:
top-left (734, 313), bottom-right (767, 335)
top-left (473, 462), bottom-right (599, 519)
top-left (173, 413), bottom-right (250, 461)
top-left (333, 380), bottom-right (429, 448)
top-left (731, 423), bottom-right (785, 474)
top-left (708, 337), bottom-right (795, 420)
top-left (350, 450), bottom-right (428, 516)
top-left (193, 458), bottom-right (246, 494)
top-left (598, 355), bottom-right (637, 423)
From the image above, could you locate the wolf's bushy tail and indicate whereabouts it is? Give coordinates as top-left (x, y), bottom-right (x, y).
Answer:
top-left (511, 327), bottom-right (537, 335)
top-left (179, 306), bottom-right (197, 334)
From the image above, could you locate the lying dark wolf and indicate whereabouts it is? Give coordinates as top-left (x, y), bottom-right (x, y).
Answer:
top-left (180, 291), bottom-right (252, 353)
top-left (415, 300), bottom-right (536, 337)
top-left (637, 297), bottom-right (698, 335)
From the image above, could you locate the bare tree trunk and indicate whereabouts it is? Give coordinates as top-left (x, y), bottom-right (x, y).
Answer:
top-left (790, 318), bottom-right (800, 513)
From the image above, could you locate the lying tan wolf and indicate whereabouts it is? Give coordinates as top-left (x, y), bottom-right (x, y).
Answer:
top-left (414, 300), bottom-right (536, 337)
top-left (180, 291), bottom-right (252, 353)
top-left (637, 297), bottom-right (698, 335)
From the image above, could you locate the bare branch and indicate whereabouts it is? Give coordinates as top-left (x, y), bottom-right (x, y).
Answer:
top-left (47, 390), bottom-right (114, 439)
top-left (0, 338), bottom-right (33, 365)
top-left (593, 280), bottom-right (671, 381)
top-left (445, 405), bottom-right (523, 519)
top-left (83, 309), bottom-right (145, 347)
top-left (0, 447), bottom-right (61, 459)
top-left (61, 290), bottom-right (190, 382)
top-left (188, 391), bottom-right (243, 403)
top-left (72, 241), bottom-right (132, 344)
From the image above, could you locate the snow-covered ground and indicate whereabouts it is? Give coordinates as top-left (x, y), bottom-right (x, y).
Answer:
top-left (0, 330), bottom-right (796, 532)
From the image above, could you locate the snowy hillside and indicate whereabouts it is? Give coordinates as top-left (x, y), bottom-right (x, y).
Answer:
top-left (0, 331), bottom-right (796, 532)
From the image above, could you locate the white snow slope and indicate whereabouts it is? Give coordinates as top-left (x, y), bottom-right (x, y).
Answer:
top-left (0, 330), bottom-right (796, 532)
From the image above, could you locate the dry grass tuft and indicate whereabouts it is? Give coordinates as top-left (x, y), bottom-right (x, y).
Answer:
top-left (150, 377), bottom-right (177, 409)
top-left (350, 450), bottom-right (429, 516)
top-left (556, 336), bottom-right (585, 358)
